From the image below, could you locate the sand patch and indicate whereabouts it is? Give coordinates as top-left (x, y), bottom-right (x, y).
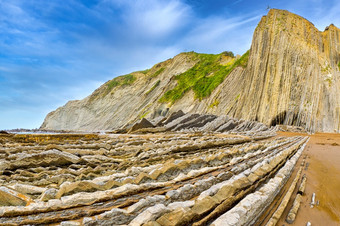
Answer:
top-left (276, 132), bottom-right (340, 226)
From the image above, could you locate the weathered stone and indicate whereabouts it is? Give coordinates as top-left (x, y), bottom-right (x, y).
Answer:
top-left (60, 220), bottom-right (81, 226)
top-left (160, 110), bottom-right (185, 126)
top-left (40, 188), bottom-right (58, 201)
top-left (168, 200), bottom-right (195, 210)
top-left (11, 149), bottom-right (80, 169)
top-left (286, 194), bottom-right (302, 224)
top-left (156, 207), bottom-right (196, 226)
top-left (130, 204), bottom-right (169, 226)
top-left (298, 175), bottom-right (307, 194)
top-left (9, 183), bottom-right (46, 195)
top-left (56, 181), bottom-right (102, 198)
top-left (0, 186), bottom-right (33, 206)
top-left (0, 160), bottom-right (9, 174)
top-left (213, 184), bottom-right (236, 203)
top-left (129, 118), bottom-right (155, 133)
top-left (127, 195), bottom-right (166, 214)
top-left (211, 212), bottom-right (240, 226)
top-left (81, 155), bottom-right (112, 164)
top-left (144, 221), bottom-right (162, 226)
top-left (0, 124), bottom-right (309, 226)
top-left (192, 196), bottom-right (218, 216)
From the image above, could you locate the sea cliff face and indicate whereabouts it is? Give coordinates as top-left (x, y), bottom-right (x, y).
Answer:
top-left (41, 9), bottom-right (340, 132)
top-left (232, 9), bottom-right (340, 132)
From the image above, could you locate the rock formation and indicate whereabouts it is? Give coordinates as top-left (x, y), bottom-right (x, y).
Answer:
top-left (41, 9), bottom-right (340, 133)
top-left (0, 123), bottom-right (309, 225)
top-left (233, 9), bottom-right (340, 133)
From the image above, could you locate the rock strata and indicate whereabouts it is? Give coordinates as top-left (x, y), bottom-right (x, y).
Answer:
top-left (0, 186), bottom-right (34, 206)
top-left (0, 128), bottom-right (308, 225)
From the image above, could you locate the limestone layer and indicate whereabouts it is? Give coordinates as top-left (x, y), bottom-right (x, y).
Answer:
top-left (0, 129), bottom-right (308, 225)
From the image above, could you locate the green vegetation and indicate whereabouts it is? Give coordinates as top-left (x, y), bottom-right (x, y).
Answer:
top-left (338, 61), bottom-right (340, 70)
top-left (140, 69), bottom-right (150, 74)
top-left (160, 50), bottom-right (249, 104)
top-left (104, 74), bottom-right (136, 96)
top-left (221, 51), bottom-right (234, 57)
top-left (139, 111), bottom-right (150, 119)
top-left (145, 80), bottom-right (160, 95)
top-left (321, 64), bottom-right (331, 73)
top-left (150, 68), bottom-right (165, 78)
top-left (138, 103), bottom-right (153, 119)
top-left (209, 99), bottom-right (220, 108)
top-left (325, 77), bottom-right (332, 87)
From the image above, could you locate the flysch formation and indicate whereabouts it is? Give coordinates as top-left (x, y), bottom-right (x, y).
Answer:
top-left (127, 110), bottom-right (274, 139)
top-left (0, 114), bottom-right (308, 225)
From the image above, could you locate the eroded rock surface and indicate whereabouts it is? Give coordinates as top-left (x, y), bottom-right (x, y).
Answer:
top-left (0, 125), bottom-right (308, 225)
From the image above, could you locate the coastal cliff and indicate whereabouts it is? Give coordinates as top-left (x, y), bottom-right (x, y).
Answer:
top-left (41, 9), bottom-right (340, 132)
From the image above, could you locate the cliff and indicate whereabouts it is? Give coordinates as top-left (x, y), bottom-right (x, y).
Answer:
top-left (41, 51), bottom-right (247, 131)
top-left (41, 9), bottom-right (340, 132)
top-left (232, 9), bottom-right (340, 132)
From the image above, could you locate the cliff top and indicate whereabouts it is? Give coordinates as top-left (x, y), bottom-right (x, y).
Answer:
top-left (264, 8), bottom-right (339, 32)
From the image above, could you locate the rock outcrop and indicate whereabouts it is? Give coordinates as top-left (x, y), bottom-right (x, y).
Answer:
top-left (127, 111), bottom-right (274, 140)
top-left (41, 9), bottom-right (340, 133)
top-left (232, 9), bottom-right (340, 133)
top-left (0, 128), bottom-right (308, 225)
top-left (0, 186), bottom-right (34, 206)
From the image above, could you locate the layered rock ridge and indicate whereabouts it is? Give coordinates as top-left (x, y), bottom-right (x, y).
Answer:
top-left (232, 9), bottom-right (340, 133)
top-left (41, 9), bottom-right (340, 132)
top-left (0, 126), bottom-right (309, 225)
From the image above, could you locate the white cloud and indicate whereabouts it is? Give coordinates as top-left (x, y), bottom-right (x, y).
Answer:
top-left (128, 0), bottom-right (191, 37)
top-left (175, 13), bottom-right (261, 54)
top-left (103, 0), bottom-right (192, 40)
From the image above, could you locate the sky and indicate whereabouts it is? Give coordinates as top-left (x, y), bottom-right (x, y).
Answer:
top-left (0, 0), bottom-right (339, 129)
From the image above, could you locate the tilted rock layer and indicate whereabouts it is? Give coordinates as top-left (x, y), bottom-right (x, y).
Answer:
top-left (41, 9), bottom-right (340, 132)
top-left (233, 9), bottom-right (340, 132)
top-left (0, 128), bottom-right (308, 225)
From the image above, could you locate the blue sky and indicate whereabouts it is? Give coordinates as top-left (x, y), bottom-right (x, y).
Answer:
top-left (1, 0), bottom-right (339, 129)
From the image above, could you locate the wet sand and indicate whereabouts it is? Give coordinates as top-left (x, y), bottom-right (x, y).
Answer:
top-left (276, 132), bottom-right (340, 226)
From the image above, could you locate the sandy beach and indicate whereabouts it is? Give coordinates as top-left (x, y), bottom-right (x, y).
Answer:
top-left (276, 132), bottom-right (340, 226)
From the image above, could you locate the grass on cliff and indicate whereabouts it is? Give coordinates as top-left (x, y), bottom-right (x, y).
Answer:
top-left (145, 80), bottom-right (160, 95)
top-left (338, 61), bottom-right (340, 70)
top-left (104, 74), bottom-right (136, 96)
top-left (150, 68), bottom-right (165, 78)
top-left (160, 50), bottom-right (249, 103)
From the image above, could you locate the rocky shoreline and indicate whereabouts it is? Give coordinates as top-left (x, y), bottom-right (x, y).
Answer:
top-left (0, 113), bottom-right (312, 225)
